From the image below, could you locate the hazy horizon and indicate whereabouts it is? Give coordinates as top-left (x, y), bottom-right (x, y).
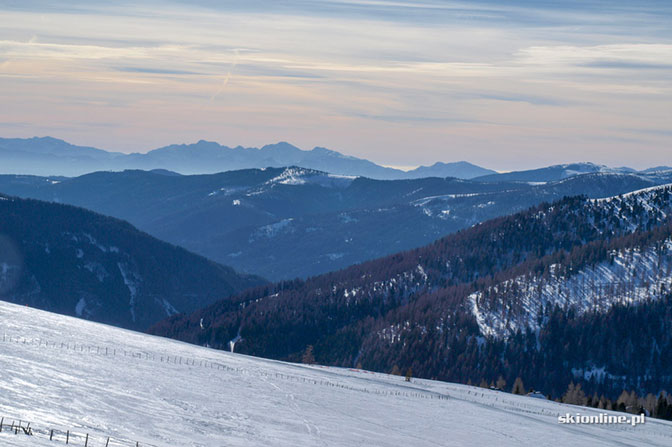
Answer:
top-left (1, 1), bottom-right (670, 171)
top-left (5, 134), bottom-right (670, 174)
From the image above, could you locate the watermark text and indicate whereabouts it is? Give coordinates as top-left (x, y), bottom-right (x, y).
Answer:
top-left (558, 413), bottom-right (645, 426)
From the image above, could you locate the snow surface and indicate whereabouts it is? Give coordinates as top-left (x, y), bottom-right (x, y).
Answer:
top-left (1, 301), bottom-right (671, 446)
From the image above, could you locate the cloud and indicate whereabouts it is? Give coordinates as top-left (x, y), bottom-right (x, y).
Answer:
top-left (623, 128), bottom-right (672, 137)
top-left (0, 39), bottom-right (151, 60)
top-left (209, 48), bottom-right (239, 103)
top-left (0, 1), bottom-right (670, 169)
top-left (475, 93), bottom-right (569, 107)
top-left (514, 44), bottom-right (672, 71)
top-left (117, 67), bottom-right (204, 75)
top-left (580, 61), bottom-right (672, 70)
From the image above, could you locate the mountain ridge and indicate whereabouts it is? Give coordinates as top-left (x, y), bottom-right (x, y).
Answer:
top-left (2, 167), bottom-right (672, 280)
top-left (0, 194), bottom-right (266, 330)
top-left (0, 136), bottom-right (496, 179)
top-left (2, 137), bottom-right (666, 184)
top-left (473, 162), bottom-right (639, 183)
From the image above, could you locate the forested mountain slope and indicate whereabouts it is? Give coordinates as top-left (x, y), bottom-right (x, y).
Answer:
top-left (150, 185), bottom-right (672, 400)
top-left (1, 168), bottom-right (670, 280)
top-left (0, 195), bottom-right (265, 330)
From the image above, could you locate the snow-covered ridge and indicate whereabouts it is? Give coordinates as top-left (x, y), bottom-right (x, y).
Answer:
top-left (207, 167), bottom-right (356, 199)
top-left (593, 183), bottom-right (672, 203)
top-left (411, 192), bottom-right (488, 207)
top-left (547, 171), bottom-right (635, 186)
top-left (2, 301), bottom-right (671, 446)
top-left (235, 167), bottom-right (356, 199)
top-left (265, 167), bottom-right (356, 187)
top-left (470, 239), bottom-right (672, 339)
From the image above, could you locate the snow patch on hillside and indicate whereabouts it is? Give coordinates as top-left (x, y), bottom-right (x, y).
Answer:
top-left (83, 233), bottom-right (108, 253)
top-left (208, 187), bottom-right (239, 197)
top-left (250, 218), bottom-right (294, 241)
top-left (470, 239), bottom-right (672, 339)
top-left (159, 298), bottom-right (179, 317)
top-left (75, 297), bottom-right (86, 317)
top-left (412, 192), bottom-right (485, 207)
top-left (117, 262), bottom-right (140, 322)
top-left (83, 262), bottom-right (109, 282)
top-left (267, 167), bottom-right (310, 185)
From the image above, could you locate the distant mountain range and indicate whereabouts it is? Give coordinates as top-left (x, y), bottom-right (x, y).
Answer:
top-left (473, 162), bottom-right (658, 183)
top-left (150, 184), bottom-right (672, 404)
top-left (0, 195), bottom-right (265, 330)
top-left (1, 167), bottom-right (672, 280)
top-left (2, 136), bottom-right (670, 182)
top-left (0, 136), bottom-right (496, 179)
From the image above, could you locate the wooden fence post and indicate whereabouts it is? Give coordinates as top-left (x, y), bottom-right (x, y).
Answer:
top-left (105, 436), bottom-right (110, 446)
top-left (85, 433), bottom-right (89, 446)
top-left (66, 430), bottom-right (69, 444)
top-left (50, 429), bottom-right (54, 440)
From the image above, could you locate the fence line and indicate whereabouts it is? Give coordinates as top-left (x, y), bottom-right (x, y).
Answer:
top-left (0, 415), bottom-right (155, 446)
top-left (0, 333), bottom-right (453, 401)
top-left (0, 333), bottom-right (243, 373)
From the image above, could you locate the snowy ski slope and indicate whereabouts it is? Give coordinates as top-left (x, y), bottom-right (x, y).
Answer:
top-left (0, 301), bottom-right (671, 446)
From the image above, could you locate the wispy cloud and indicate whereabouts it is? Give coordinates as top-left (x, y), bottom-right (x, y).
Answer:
top-left (116, 67), bottom-right (204, 75)
top-left (0, 1), bottom-right (670, 169)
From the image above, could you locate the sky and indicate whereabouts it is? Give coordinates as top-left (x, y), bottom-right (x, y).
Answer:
top-left (0, 0), bottom-right (670, 171)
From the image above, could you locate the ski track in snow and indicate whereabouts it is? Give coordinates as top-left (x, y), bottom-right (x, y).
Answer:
top-left (0, 301), bottom-right (671, 446)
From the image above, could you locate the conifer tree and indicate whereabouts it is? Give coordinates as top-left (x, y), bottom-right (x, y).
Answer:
top-left (562, 382), bottom-right (587, 406)
top-left (302, 345), bottom-right (315, 364)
